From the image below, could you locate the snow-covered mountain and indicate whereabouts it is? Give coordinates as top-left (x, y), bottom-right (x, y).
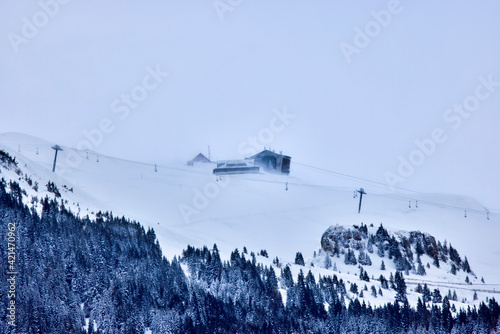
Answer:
top-left (1, 132), bottom-right (499, 311)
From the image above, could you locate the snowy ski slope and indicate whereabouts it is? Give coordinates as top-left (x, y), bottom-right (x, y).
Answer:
top-left (1, 132), bottom-right (499, 309)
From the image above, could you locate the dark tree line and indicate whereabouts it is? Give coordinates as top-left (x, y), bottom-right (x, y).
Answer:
top-left (0, 179), bottom-right (499, 333)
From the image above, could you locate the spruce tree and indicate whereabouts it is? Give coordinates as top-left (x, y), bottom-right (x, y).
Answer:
top-left (450, 263), bottom-right (457, 275)
top-left (417, 262), bottom-right (426, 276)
top-left (295, 252), bottom-right (305, 266)
top-left (358, 251), bottom-right (372, 266)
top-left (442, 297), bottom-right (453, 332)
top-left (422, 284), bottom-right (431, 303)
top-left (371, 285), bottom-right (377, 297)
top-left (462, 257), bottom-right (472, 273)
top-left (394, 271), bottom-right (407, 303)
top-left (432, 253), bottom-right (440, 268)
top-left (379, 275), bottom-right (389, 289)
top-left (324, 255), bottom-right (332, 269)
top-left (281, 266), bottom-right (294, 289)
top-left (377, 243), bottom-right (385, 258)
top-left (344, 249), bottom-right (357, 265)
top-left (432, 289), bottom-right (442, 303)
top-left (389, 272), bottom-right (395, 289)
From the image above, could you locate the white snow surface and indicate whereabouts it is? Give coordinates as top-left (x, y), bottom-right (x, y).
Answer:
top-left (1, 132), bottom-right (499, 309)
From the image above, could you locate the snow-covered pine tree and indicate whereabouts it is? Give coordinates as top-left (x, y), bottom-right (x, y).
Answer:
top-left (394, 271), bottom-right (407, 303)
top-left (358, 251), bottom-right (372, 266)
top-left (432, 289), bottom-right (442, 303)
top-left (344, 249), bottom-right (357, 265)
top-left (422, 284), bottom-right (431, 303)
top-left (324, 255), bottom-right (332, 269)
top-left (295, 252), bottom-right (305, 266)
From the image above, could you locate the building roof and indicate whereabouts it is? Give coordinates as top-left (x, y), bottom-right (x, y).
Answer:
top-left (247, 150), bottom-right (291, 160)
top-left (188, 153), bottom-right (211, 164)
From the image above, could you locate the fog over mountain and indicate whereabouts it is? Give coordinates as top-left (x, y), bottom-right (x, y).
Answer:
top-left (1, 1), bottom-right (499, 209)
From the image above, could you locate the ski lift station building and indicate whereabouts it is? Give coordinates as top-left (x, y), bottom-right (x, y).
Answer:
top-left (213, 150), bottom-right (291, 175)
top-left (248, 150), bottom-right (291, 175)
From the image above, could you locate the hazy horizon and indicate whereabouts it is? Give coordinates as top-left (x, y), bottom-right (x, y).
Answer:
top-left (1, 1), bottom-right (499, 209)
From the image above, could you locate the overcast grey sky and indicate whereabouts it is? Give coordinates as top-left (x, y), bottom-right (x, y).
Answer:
top-left (1, 1), bottom-right (499, 209)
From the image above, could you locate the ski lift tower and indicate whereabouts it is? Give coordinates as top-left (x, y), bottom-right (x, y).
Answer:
top-left (51, 145), bottom-right (63, 172)
top-left (356, 188), bottom-right (366, 214)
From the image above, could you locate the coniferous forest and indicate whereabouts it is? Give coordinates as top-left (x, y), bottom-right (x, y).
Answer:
top-left (0, 179), bottom-right (499, 333)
